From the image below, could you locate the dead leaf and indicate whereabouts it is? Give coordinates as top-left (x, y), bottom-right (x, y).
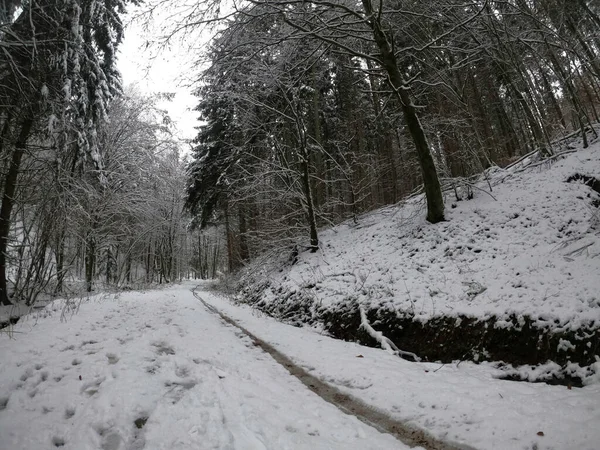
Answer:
top-left (356, 355), bottom-right (364, 358)
top-left (537, 431), bottom-right (544, 437)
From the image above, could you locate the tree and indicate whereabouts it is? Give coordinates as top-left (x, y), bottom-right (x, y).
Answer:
top-left (0, 0), bottom-right (135, 304)
top-left (174, 0), bottom-right (600, 267)
top-left (187, 10), bottom-right (333, 257)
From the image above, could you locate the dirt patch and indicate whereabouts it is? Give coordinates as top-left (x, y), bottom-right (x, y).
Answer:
top-left (134, 416), bottom-right (148, 429)
top-left (566, 173), bottom-right (600, 195)
top-left (0, 316), bottom-right (19, 330)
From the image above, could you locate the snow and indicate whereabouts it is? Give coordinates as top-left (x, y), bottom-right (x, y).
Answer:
top-left (245, 140), bottom-right (600, 330)
top-left (2, 141), bottom-right (600, 449)
top-left (0, 303), bottom-right (30, 324)
top-left (0, 286), bottom-right (402, 450)
top-left (1, 283), bottom-right (598, 450)
top-left (200, 286), bottom-right (600, 450)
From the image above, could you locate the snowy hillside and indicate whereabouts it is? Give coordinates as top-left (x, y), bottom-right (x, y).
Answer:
top-left (236, 140), bottom-right (600, 375)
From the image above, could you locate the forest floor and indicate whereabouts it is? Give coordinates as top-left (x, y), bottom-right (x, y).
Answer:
top-left (234, 136), bottom-right (600, 383)
top-left (1, 282), bottom-right (599, 450)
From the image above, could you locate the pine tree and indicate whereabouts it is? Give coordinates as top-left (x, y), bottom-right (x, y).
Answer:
top-left (0, 0), bottom-right (134, 305)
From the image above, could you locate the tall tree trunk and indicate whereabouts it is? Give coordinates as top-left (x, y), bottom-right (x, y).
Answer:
top-left (145, 241), bottom-right (153, 283)
top-left (224, 201), bottom-right (235, 271)
top-left (238, 204), bottom-right (250, 262)
top-left (546, 41), bottom-right (591, 148)
top-left (0, 118), bottom-right (33, 305)
top-left (300, 152), bottom-right (319, 252)
top-left (85, 235), bottom-right (95, 292)
top-left (125, 247), bottom-right (132, 284)
top-left (505, 76), bottom-right (549, 155)
top-left (361, 0), bottom-right (444, 223)
top-left (54, 231), bottom-right (65, 295)
top-left (538, 65), bottom-right (567, 129)
top-left (105, 247), bottom-right (111, 284)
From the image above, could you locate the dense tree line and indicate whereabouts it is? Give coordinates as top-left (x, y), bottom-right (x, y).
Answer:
top-left (0, 1), bottom-right (208, 306)
top-left (186, 0), bottom-right (600, 268)
top-left (3, 0), bottom-right (599, 303)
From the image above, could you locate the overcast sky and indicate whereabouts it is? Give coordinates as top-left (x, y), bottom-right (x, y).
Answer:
top-left (117, 10), bottom-right (201, 143)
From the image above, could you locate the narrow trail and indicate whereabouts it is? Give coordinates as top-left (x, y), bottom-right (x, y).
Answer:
top-left (1, 286), bottom-right (408, 449)
top-left (3, 284), bottom-right (597, 449)
top-left (193, 286), bottom-right (475, 450)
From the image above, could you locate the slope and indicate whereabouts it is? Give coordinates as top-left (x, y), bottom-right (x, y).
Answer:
top-left (234, 137), bottom-right (600, 382)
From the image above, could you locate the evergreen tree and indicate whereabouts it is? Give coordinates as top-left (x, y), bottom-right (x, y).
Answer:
top-left (0, 0), bottom-right (135, 304)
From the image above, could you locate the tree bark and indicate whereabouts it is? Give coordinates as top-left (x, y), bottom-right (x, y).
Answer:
top-left (224, 201), bottom-right (235, 271)
top-left (238, 204), bottom-right (250, 262)
top-left (85, 234), bottom-right (95, 292)
top-left (300, 153), bottom-right (319, 252)
top-left (54, 232), bottom-right (65, 294)
top-left (361, 0), bottom-right (444, 223)
top-left (0, 118), bottom-right (33, 305)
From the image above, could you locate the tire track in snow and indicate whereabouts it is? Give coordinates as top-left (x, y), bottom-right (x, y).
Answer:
top-left (192, 286), bottom-right (475, 450)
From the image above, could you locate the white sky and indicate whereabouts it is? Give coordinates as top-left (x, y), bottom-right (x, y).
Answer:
top-left (117, 10), bottom-right (202, 143)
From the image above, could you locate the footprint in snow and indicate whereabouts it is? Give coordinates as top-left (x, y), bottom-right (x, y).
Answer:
top-left (130, 417), bottom-right (149, 450)
top-left (52, 436), bottom-right (66, 447)
top-left (80, 377), bottom-right (105, 397)
top-left (164, 379), bottom-right (197, 404)
top-left (175, 365), bottom-right (190, 378)
top-left (64, 406), bottom-right (76, 419)
top-left (106, 353), bottom-right (119, 365)
top-left (144, 356), bottom-right (161, 374)
top-left (118, 336), bottom-right (133, 345)
top-left (20, 368), bottom-right (33, 382)
top-left (95, 424), bottom-right (123, 450)
top-left (152, 341), bottom-right (175, 356)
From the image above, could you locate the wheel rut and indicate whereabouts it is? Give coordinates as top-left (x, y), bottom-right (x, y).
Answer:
top-left (192, 286), bottom-right (475, 450)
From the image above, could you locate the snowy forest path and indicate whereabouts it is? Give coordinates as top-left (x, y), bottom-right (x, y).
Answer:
top-left (193, 285), bottom-right (474, 450)
top-left (3, 283), bottom-right (599, 449)
top-left (1, 284), bottom-right (408, 449)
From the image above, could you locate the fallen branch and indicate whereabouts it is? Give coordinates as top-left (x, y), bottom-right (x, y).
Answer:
top-left (513, 149), bottom-right (578, 173)
top-left (359, 306), bottom-right (421, 362)
top-left (440, 177), bottom-right (498, 201)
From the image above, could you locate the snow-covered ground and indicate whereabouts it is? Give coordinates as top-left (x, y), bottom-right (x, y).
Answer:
top-left (0, 303), bottom-right (30, 325)
top-left (245, 141), bottom-right (600, 330)
top-left (202, 287), bottom-right (600, 450)
top-left (1, 283), bottom-right (599, 450)
top-left (0, 285), bottom-right (401, 450)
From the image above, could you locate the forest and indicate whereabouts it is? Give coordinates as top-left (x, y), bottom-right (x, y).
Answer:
top-left (1, 3), bottom-right (600, 447)
top-left (186, 0), bottom-right (600, 271)
top-left (1, 0), bottom-right (599, 306)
